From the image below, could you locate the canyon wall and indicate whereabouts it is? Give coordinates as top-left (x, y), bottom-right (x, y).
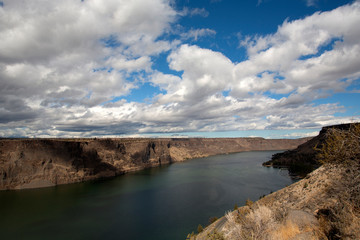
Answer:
top-left (0, 137), bottom-right (310, 190)
top-left (263, 123), bottom-right (357, 175)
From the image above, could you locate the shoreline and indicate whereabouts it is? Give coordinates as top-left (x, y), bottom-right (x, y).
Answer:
top-left (0, 137), bottom-right (310, 190)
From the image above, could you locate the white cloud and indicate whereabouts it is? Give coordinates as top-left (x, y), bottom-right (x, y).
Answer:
top-left (277, 131), bottom-right (319, 139)
top-left (180, 7), bottom-right (209, 17)
top-left (1, 1), bottom-right (360, 137)
top-left (236, 1), bottom-right (360, 96)
top-left (0, 0), bottom-right (176, 125)
top-left (181, 28), bottom-right (216, 41)
top-left (147, 2), bottom-right (360, 133)
top-left (107, 56), bottom-right (152, 73)
top-left (305, 0), bottom-right (318, 7)
top-left (165, 44), bottom-right (234, 102)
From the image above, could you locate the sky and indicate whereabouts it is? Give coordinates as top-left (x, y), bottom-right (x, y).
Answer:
top-left (0, 0), bottom-right (360, 139)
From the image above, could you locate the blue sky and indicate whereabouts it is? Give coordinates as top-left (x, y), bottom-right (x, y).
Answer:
top-left (0, 0), bottom-right (359, 138)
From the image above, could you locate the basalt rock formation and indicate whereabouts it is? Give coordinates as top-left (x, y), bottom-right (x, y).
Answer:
top-left (0, 137), bottom-right (309, 190)
top-left (263, 123), bottom-right (356, 175)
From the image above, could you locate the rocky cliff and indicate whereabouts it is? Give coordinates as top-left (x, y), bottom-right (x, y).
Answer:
top-left (193, 123), bottom-right (360, 239)
top-left (0, 137), bottom-right (309, 190)
top-left (263, 123), bottom-right (356, 175)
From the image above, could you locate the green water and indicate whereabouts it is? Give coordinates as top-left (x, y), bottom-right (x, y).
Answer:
top-left (0, 151), bottom-right (295, 240)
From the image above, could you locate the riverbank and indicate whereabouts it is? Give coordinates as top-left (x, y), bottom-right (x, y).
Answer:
top-left (192, 123), bottom-right (360, 239)
top-left (0, 137), bottom-right (309, 190)
top-left (0, 151), bottom-right (295, 240)
top-left (193, 163), bottom-right (360, 239)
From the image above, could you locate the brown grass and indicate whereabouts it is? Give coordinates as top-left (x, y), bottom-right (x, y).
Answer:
top-left (272, 221), bottom-right (301, 240)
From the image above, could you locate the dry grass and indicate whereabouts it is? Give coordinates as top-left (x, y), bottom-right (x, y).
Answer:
top-left (317, 164), bottom-right (360, 239)
top-left (224, 205), bottom-right (279, 240)
top-left (271, 221), bottom-right (301, 240)
top-left (224, 205), bottom-right (324, 240)
top-left (316, 123), bottom-right (360, 166)
top-left (195, 124), bottom-right (360, 240)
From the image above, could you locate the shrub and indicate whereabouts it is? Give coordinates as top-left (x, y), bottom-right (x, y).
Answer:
top-left (209, 216), bottom-right (218, 224)
top-left (314, 123), bottom-right (360, 238)
top-left (245, 199), bottom-right (253, 207)
top-left (224, 211), bottom-right (243, 239)
top-left (197, 224), bottom-right (203, 233)
top-left (316, 123), bottom-right (360, 165)
top-left (186, 231), bottom-right (196, 240)
top-left (224, 205), bottom-right (277, 239)
top-left (233, 203), bottom-right (239, 210)
top-left (272, 220), bottom-right (301, 240)
top-left (259, 194), bottom-right (265, 199)
top-left (206, 230), bottom-right (225, 240)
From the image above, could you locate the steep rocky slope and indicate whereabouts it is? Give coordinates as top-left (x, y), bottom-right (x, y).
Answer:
top-left (193, 123), bottom-right (360, 240)
top-left (0, 137), bottom-right (308, 190)
top-left (263, 123), bottom-right (355, 175)
top-left (194, 164), bottom-right (360, 240)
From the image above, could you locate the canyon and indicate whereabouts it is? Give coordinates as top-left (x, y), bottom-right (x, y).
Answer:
top-left (0, 137), bottom-right (309, 190)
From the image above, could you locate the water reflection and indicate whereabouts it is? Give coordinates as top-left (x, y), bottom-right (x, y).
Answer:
top-left (0, 150), bottom-right (294, 240)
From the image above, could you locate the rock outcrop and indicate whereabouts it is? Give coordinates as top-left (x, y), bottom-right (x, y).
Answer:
top-left (0, 137), bottom-right (309, 190)
top-left (263, 123), bottom-right (357, 175)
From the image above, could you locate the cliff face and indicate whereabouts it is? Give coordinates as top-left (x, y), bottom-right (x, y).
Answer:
top-left (0, 137), bottom-right (309, 190)
top-left (263, 123), bottom-right (357, 175)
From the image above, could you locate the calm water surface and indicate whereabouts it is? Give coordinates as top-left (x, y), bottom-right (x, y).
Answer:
top-left (0, 151), bottom-right (295, 240)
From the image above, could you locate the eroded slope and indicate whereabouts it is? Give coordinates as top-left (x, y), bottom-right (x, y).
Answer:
top-left (0, 137), bottom-right (308, 190)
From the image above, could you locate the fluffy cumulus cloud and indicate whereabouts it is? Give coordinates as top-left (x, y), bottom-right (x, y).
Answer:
top-left (146, 2), bottom-right (360, 133)
top-left (0, 0), bottom-right (360, 137)
top-left (239, 2), bottom-right (360, 96)
top-left (0, 0), bottom-right (176, 137)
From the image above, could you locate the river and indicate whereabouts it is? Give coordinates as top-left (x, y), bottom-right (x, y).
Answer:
top-left (0, 150), bottom-right (295, 240)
